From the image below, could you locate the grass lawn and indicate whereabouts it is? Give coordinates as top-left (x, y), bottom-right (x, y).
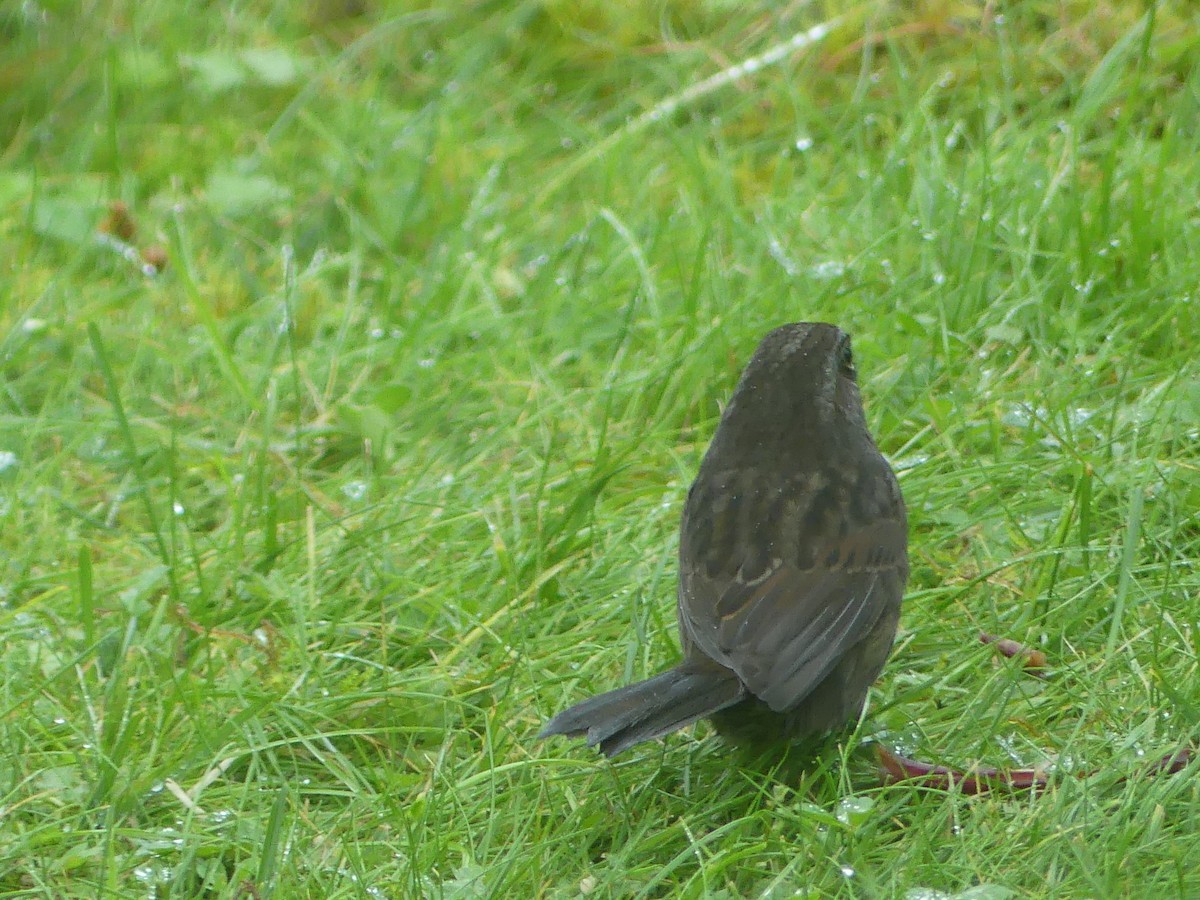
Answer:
top-left (2, 1), bottom-right (1199, 896)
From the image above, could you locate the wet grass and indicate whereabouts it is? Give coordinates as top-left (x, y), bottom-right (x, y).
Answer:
top-left (2, 1), bottom-right (1198, 896)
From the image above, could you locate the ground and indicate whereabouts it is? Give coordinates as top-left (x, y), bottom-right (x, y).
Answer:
top-left (1, 1), bottom-right (1198, 896)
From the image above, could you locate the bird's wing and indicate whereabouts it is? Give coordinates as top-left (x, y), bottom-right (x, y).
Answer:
top-left (679, 519), bottom-right (907, 712)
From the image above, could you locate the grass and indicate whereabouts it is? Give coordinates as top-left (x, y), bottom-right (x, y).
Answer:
top-left (2, 0), bottom-right (1199, 896)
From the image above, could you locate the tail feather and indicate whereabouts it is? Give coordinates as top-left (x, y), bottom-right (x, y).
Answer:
top-left (540, 665), bottom-right (746, 757)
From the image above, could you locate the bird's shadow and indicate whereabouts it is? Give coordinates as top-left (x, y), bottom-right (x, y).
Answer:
top-left (677, 720), bottom-right (882, 801)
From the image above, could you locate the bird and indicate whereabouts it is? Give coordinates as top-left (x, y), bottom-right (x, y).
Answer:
top-left (539, 322), bottom-right (908, 757)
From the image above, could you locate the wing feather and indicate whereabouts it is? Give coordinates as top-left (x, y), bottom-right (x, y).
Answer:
top-left (679, 519), bottom-right (906, 713)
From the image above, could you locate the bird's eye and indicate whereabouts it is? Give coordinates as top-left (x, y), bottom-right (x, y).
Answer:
top-left (837, 336), bottom-right (855, 376)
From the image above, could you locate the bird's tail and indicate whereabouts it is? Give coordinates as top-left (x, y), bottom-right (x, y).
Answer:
top-left (539, 664), bottom-right (746, 757)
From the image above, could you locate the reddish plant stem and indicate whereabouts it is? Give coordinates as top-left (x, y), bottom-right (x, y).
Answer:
top-left (877, 743), bottom-right (1194, 793)
top-left (979, 632), bottom-right (1048, 674)
top-left (876, 746), bottom-right (1048, 794)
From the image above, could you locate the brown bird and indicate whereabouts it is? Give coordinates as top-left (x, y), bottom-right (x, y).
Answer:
top-left (540, 323), bottom-right (908, 756)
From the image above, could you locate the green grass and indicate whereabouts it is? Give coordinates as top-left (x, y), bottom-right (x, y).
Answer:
top-left (2, 0), bottom-right (1199, 896)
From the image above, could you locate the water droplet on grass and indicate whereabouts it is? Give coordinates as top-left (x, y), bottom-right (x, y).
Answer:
top-left (835, 796), bottom-right (874, 828)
